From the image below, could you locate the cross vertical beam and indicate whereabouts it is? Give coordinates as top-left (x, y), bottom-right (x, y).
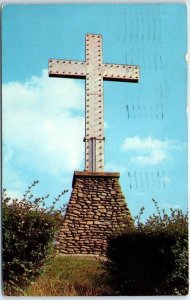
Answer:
top-left (85, 34), bottom-right (104, 171)
top-left (48, 33), bottom-right (140, 172)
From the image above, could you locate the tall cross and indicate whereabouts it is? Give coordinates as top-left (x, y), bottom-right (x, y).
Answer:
top-left (48, 33), bottom-right (139, 172)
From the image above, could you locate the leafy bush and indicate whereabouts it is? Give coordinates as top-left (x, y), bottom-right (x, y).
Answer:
top-left (2, 181), bottom-right (68, 295)
top-left (106, 200), bottom-right (188, 296)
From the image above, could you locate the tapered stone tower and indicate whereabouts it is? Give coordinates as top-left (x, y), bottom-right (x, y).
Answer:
top-left (56, 172), bottom-right (133, 255)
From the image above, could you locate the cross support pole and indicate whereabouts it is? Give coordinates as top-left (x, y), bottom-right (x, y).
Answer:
top-left (48, 33), bottom-right (140, 172)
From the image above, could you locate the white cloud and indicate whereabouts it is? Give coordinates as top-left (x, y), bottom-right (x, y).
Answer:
top-left (3, 69), bottom-right (85, 180)
top-left (161, 176), bottom-right (172, 184)
top-left (3, 146), bottom-right (26, 189)
top-left (121, 136), bottom-right (180, 166)
top-left (162, 203), bottom-right (181, 210)
top-left (105, 162), bottom-right (126, 173)
top-left (4, 189), bottom-right (23, 201)
top-left (104, 121), bottom-right (109, 129)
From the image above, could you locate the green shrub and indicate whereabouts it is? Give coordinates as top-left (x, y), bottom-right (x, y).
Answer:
top-left (2, 181), bottom-right (68, 295)
top-left (106, 200), bottom-right (188, 296)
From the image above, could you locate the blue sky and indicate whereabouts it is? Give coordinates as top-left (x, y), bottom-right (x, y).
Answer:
top-left (2, 4), bottom-right (188, 219)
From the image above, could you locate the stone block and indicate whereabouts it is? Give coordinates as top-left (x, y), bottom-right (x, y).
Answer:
top-left (56, 171), bottom-right (133, 255)
top-left (78, 192), bottom-right (84, 197)
top-left (85, 221), bottom-right (93, 225)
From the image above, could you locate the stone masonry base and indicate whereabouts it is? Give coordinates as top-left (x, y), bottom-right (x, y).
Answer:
top-left (56, 171), bottom-right (133, 255)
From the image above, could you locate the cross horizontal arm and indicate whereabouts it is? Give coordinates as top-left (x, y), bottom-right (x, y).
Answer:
top-left (102, 63), bottom-right (139, 82)
top-left (48, 59), bottom-right (87, 78)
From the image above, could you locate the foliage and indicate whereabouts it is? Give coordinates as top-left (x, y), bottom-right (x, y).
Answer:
top-left (2, 181), bottom-right (68, 295)
top-left (106, 199), bottom-right (188, 296)
top-left (22, 256), bottom-right (111, 296)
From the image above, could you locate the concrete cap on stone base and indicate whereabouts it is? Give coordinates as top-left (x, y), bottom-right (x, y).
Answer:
top-left (72, 171), bottom-right (120, 187)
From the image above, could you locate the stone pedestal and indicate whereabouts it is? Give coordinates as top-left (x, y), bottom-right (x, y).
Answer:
top-left (56, 171), bottom-right (133, 255)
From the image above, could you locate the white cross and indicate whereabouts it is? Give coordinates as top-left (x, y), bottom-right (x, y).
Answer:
top-left (49, 33), bottom-right (140, 172)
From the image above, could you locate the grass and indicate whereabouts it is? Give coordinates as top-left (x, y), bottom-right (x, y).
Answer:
top-left (22, 255), bottom-right (112, 296)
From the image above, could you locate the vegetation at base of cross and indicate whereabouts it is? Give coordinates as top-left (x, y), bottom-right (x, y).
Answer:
top-left (2, 181), bottom-right (68, 295)
top-left (24, 256), bottom-right (111, 296)
top-left (3, 185), bottom-right (188, 296)
top-left (105, 199), bottom-right (188, 296)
